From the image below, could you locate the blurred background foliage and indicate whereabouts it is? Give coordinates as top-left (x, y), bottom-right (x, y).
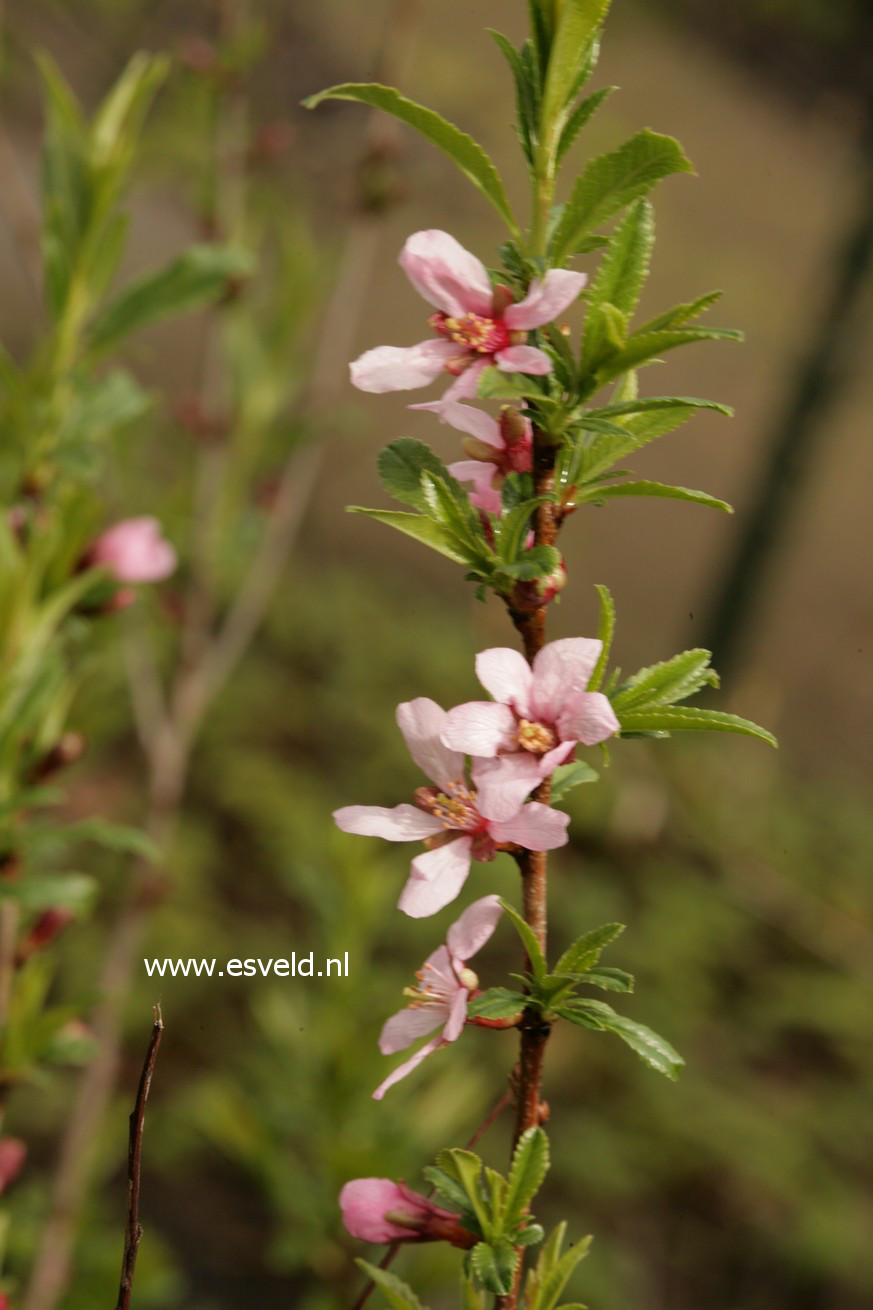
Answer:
top-left (0, 1), bottom-right (871, 1308)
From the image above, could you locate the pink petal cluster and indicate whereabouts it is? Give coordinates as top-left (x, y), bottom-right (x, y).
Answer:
top-left (416, 401), bottom-right (533, 515)
top-left (350, 230), bottom-right (586, 407)
top-left (340, 1178), bottom-right (475, 1248)
top-left (334, 699), bottom-right (568, 918)
top-left (442, 640), bottom-right (620, 819)
top-left (88, 517), bottom-right (177, 585)
top-left (373, 895), bottom-right (502, 1099)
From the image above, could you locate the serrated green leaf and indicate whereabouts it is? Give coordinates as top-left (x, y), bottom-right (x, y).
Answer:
top-left (422, 1166), bottom-right (478, 1219)
top-left (637, 289), bottom-right (722, 332)
top-left (593, 324), bottom-right (742, 384)
top-left (517, 1222), bottom-right (546, 1247)
top-left (87, 245), bottom-right (254, 355)
top-left (47, 818), bottom-right (159, 860)
top-left (467, 988), bottom-right (527, 1020)
top-left (552, 130), bottom-right (692, 264)
top-left (471, 1240), bottom-right (518, 1295)
top-left (535, 1235), bottom-right (593, 1310)
top-left (504, 1127), bottom-right (549, 1231)
top-left (582, 200), bottom-right (654, 375)
top-left (554, 922), bottom-right (623, 976)
top-left (499, 898), bottom-right (547, 982)
top-left (549, 760), bottom-right (599, 802)
top-left (616, 705), bottom-right (777, 747)
top-left (355, 1261), bottom-right (428, 1310)
top-left (377, 439), bottom-right (460, 514)
top-left (579, 965), bottom-right (634, 993)
top-left (612, 648), bottom-right (719, 712)
top-left (592, 394), bottom-right (732, 420)
top-left (303, 83), bottom-right (518, 234)
top-left (561, 1001), bottom-right (684, 1078)
top-left (495, 498), bottom-right (552, 565)
top-left (489, 30), bottom-right (536, 166)
top-left (556, 86), bottom-right (614, 163)
top-left (498, 544), bottom-right (562, 583)
top-left (540, 0), bottom-right (611, 162)
top-left (576, 480), bottom-right (733, 513)
top-left (478, 367), bottom-right (551, 402)
top-left (437, 1149), bottom-right (490, 1233)
top-left (587, 584), bottom-right (615, 692)
top-left (346, 508), bottom-right (472, 565)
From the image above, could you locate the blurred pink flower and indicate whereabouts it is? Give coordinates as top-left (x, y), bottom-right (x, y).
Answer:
top-left (0, 1137), bottom-right (26, 1196)
top-left (442, 640), bottom-right (620, 819)
top-left (334, 699), bottom-right (568, 917)
top-left (373, 895), bottom-right (502, 1099)
top-left (340, 1178), bottom-right (475, 1247)
top-left (350, 230), bottom-right (586, 405)
top-left (88, 517), bottom-right (177, 585)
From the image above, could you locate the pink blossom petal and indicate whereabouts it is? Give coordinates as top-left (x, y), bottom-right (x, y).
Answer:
top-left (447, 461), bottom-right (502, 515)
top-left (557, 691), bottom-right (620, 746)
top-left (491, 802), bottom-right (570, 851)
top-left (441, 701), bottom-right (517, 757)
top-left (472, 753), bottom-right (543, 822)
top-left (446, 894), bottom-right (503, 961)
top-left (540, 739), bottom-right (577, 775)
top-left (503, 270), bottom-right (588, 329)
top-left (495, 345), bottom-right (552, 375)
top-left (399, 230), bottom-right (494, 318)
top-left (379, 1003), bottom-right (448, 1055)
top-left (397, 837), bottom-right (473, 918)
top-left (396, 699), bottom-right (465, 789)
top-left (438, 402), bottom-right (503, 447)
top-left (531, 638), bottom-right (603, 722)
top-left (333, 804), bottom-right (443, 841)
top-left (442, 985), bottom-right (469, 1042)
top-left (373, 1035), bottom-right (444, 1099)
top-left (440, 359), bottom-right (487, 403)
top-left (350, 339), bottom-right (457, 393)
top-left (476, 647), bottom-right (533, 717)
top-left (90, 518), bottom-right (176, 583)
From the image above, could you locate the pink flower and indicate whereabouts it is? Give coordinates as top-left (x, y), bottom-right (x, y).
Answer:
top-left (373, 895), bottom-right (502, 1099)
top-left (340, 1178), bottom-right (475, 1248)
top-left (0, 1137), bottom-right (26, 1196)
top-left (87, 517), bottom-right (177, 585)
top-left (350, 230), bottom-right (586, 405)
top-left (333, 698), bottom-right (569, 918)
top-left (414, 401), bottom-right (533, 515)
top-left (441, 641), bottom-right (620, 820)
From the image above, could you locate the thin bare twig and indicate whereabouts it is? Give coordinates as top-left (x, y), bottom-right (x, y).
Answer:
top-left (114, 1006), bottom-right (163, 1310)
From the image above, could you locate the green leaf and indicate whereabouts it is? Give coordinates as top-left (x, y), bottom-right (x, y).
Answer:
top-left (592, 394), bottom-right (732, 420)
top-left (540, 0), bottom-right (611, 159)
top-left (87, 244), bottom-right (253, 355)
top-left (593, 324), bottom-right (742, 383)
top-left (588, 198), bottom-right (654, 320)
top-left (422, 1166), bottom-right (479, 1219)
top-left (504, 1127), bottom-right (549, 1231)
top-left (534, 1234), bottom-right (593, 1310)
top-left (489, 30), bottom-right (536, 166)
top-left (471, 1240), bottom-right (518, 1295)
top-left (612, 648), bottom-right (719, 712)
top-left (575, 480), bottom-right (733, 513)
top-left (347, 508), bottom-right (472, 565)
top-left (51, 818), bottom-right (159, 860)
top-left (478, 366), bottom-right (551, 402)
top-left (637, 289), bottom-right (722, 332)
top-left (467, 988), bottom-right (527, 1020)
top-left (355, 1261), bottom-right (428, 1310)
top-left (436, 1149), bottom-right (490, 1232)
top-left (0, 874), bottom-right (96, 913)
top-left (560, 1001), bottom-right (684, 1079)
top-left (549, 761), bottom-right (599, 802)
top-left (580, 966), bottom-right (634, 993)
top-left (494, 498), bottom-right (552, 565)
top-left (497, 543), bottom-right (562, 583)
top-left (616, 705), bottom-right (777, 747)
top-left (377, 439), bottom-right (462, 514)
top-left (556, 86), bottom-right (614, 163)
top-left (552, 130), bottom-right (693, 264)
top-left (587, 583), bottom-right (615, 692)
top-left (554, 922), bottom-right (624, 976)
top-left (499, 898), bottom-right (547, 982)
top-left (303, 83), bottom-right (518, 234)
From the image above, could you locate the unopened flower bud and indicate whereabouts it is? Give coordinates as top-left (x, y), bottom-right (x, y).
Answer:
top-left (498, 405), bottom-right (528, 448)
top-left (0, 1138), bottom-right (26, 1196)
top-left (17, 908), bottom-right (75, 964)
top-left (510, 558), bottom-right (567, 614)
top-left (340, 1179), bottom-right (476, 1248)
top-left (456, 966), bottom-right (479, 990)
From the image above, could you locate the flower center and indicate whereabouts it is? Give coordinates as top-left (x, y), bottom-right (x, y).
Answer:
top-left (430, 311), bottom-right (511, 355)
top-left (517, 718), bottom-right (557, 754)
top-left (414, 782), bottom-right (481, 832)
top-left (404, 960), bottom-right (453, 1008)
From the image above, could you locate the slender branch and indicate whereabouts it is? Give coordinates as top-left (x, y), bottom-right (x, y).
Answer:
top-left (114, 1006), bottom-right (163, 1310)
